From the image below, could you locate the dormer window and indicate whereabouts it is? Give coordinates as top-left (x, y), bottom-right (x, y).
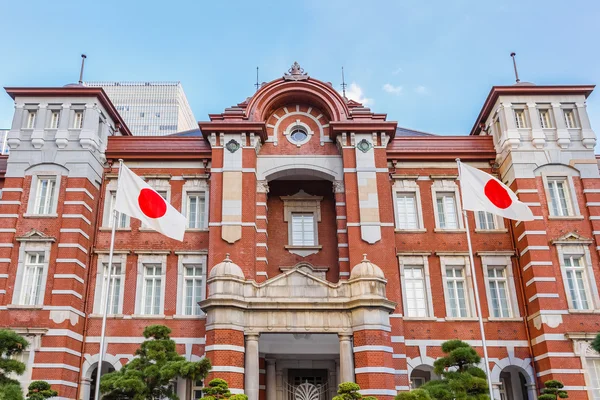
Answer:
top-left (281, 190), bottom-right (323, 257)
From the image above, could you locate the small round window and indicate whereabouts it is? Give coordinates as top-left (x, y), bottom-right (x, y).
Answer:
top-left (290, 126), bottom-right (308, 143)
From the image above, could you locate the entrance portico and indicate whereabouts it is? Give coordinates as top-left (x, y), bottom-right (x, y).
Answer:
top-left (200, 256), bottom-right (396, 400)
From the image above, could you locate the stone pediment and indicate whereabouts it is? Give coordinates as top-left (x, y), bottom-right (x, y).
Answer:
top-left (551, 231), bottom-right (593, 245)
top-left (16, 229), bottom-right (55, 242)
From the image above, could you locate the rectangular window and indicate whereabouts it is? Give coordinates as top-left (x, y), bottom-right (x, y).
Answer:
top-left (539, 109), bottom-right (552, 128)
top-left (586, 359), bottom-right (600, 399)
top-left (49, 111), bottom-right (60, 129)
top-left (142, 264), bottom-right (163, 315)
top-left (396, 193), bottom-right (418, 229)
top-left (73, 111), bottom-right (84, 129)
top-left (477, 211), bottom-right (497, 230)
top-left (107, 191), bottom-right (127, 228)
top-left (183, 265), bottom-right (204, 316)
top-left (405, 266), bottom-right (428, 317)
top-left (445, 266), bottom-right (468, 317)
top-left (187, 193), bottom-right (206, 229)
top-left (487, 267), bottom-right (512, 318)
top-left (514, 109), bottom-right (527, 128)
top-left (192, 380), bottom-right (204, 399)
top-left (563, 255), bottom-right (590, 310)
top-left (436, 193), bottom-right (458, 229)
top-left (494, 119), bottom-right (502, 143)
top-left (19, 253), bottom-right (45, 305)
top-left (564, 109), bottom-right (578, 128)
top-left (547, 177), bottom-right (572, 217)
top-left (102, 263), bottom-right (122, 314)
top-left (26, 111), bottom-right (36, 129)
top-left (33, 177), bottom-right (57, 215)
top-left (291, 213), bottom-right (315, 246)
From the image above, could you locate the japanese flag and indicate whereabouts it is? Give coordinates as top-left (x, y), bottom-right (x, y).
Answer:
top-left (114, 164), bottom-right (186, 241)
top-left (458, 161), bottom-right (534, 221)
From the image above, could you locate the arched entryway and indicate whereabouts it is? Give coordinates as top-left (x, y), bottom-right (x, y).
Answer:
top-left (409, 364), bottom-right (439, 389)
top-left (491, 359), bottom-right (536, 400)
top-left (79, 354), bottom-right (122, 400)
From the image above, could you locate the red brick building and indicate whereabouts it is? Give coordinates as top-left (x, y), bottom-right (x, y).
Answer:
top-left (1, 64), bottom-right (600, 400)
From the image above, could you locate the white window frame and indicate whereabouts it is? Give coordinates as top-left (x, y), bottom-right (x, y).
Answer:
top-left (134, 253), bottom-right (167, 316)
top-left (139, 178), bottom-right (171, 230)
top-left (182, 178), bottom-right (209, 230)
top-left (93, 253), bottom-right (127, 315)
top-left (432, 179), bottom-right (464, 232)
top-left (48, 110), bottom-right (61, 129)
top-left (399, 253), bottom-right (435, 319)
top-left (557, 243), bottom-right (599, 312)
top-left (25, 110), bottom-right (37, 129)
top-left (563, 107), bottom-right (579, 129)
top-left (572, 338), bottom-right (600, 400)
top-left (440, 255), bottom-right (476, 319)
top-left (481, 253), bottom-right (520, 320)
top-left (281, 190), bottom-right (323, 255)
top-left (102, 179), bottom-right (130, 229)
top-left (9, 330), bottom-right (43, 391)
top-left (176, 253), bottom-right (207, 317)
top-left (513, 107), bottom-right (528, 128)
top-left (538, 107), bottom-right (553, 129)
top-left (12, 238), bottom-right (52, 307)
top-left (474, 211), bottom-right (505, 232)
top-left (543, 176), bottom-right (578, 218)
top-left (392, 179), bottom-right (425, 231)
top-left (73, 110), bottom-right (84, 129)
top-left (30, 176), bottom-right (58, 216)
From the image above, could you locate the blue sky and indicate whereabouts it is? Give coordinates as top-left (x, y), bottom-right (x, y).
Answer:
top-left (1, 0), bottom-right (599, 143)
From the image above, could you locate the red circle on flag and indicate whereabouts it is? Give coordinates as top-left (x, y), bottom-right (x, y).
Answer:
top-left (138, 188), bottom-right (167, 219)
top-left (484, 179), bottom-right (512, 209)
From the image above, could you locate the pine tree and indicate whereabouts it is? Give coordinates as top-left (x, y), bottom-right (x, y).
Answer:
top-left (201, 378), bottom-right (232, 400)
top-left (413, 339), bottom-right (489, 400)
top-left (100, 325), bottom-right (211, 400)
top-left (0, 328), bottom-right (30, 399)
top-left (332, 382), bottom-right (371, 400)
top-left (538, 380), bottom-right (568, 400)
top-left (26, 381), bottom-right (58, 400)
top-left (395, 389), bottom-right (431, 400)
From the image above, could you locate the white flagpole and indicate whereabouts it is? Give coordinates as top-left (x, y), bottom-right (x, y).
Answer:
top-left (456, 158), bottom-right (496, 400)
top-left (93, 159), bottom-right (123, 400)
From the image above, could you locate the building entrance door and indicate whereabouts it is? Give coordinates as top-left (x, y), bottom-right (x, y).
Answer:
top-left (286, 369), bottom-right (329, 400)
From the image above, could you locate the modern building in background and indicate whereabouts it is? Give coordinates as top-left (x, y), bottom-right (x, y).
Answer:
top-left (1, 65), bottom-right (600, 400)
top-left (85, 81), bottom-right (197, 136)
top-left (0, 129), bottom-right (9, 154)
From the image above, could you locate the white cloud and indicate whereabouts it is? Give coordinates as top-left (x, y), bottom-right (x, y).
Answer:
top-left (415, 85), bottom-right (428, 95)
top-left (392, 67), bottom-right (403, 75)
top-left (383, 83), bottom-right (403, 95)
top-left (343, 82), bottom-right (373, 105)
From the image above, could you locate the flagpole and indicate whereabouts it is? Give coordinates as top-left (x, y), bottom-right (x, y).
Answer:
top-left (93, 159), bottom-right (123, 400)
top-left (456, 158), bottom-right (496, 400)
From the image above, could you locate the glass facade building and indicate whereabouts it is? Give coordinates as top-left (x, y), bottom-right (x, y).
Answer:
top-left (85, 82), bottom-right (197, 136)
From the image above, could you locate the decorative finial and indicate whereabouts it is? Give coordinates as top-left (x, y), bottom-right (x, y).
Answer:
top-left (341, 67), bottom-right (347, 99)
top-left (510, 52), bottom-right (520, 83)
top-left (255, 67), bottom-right (260, 91)
top-left (362, 253), bottom-right (368, 261)
top-left (78, 54), bottom-right (87, 85)
top-left (283, 61), bottom-right (309, 81)
top-left (224, 253), bottom-right (230, 261)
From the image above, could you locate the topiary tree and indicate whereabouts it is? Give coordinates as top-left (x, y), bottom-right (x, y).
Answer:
top-left (333, 382), bottom-right (363, 400)
top-left (26, 381), bottom-right (58, 400)
top-left (539, 380), bottom-right (568, 400)
top-left (408, 339), bottom-right (489, 400)
top-left (395, 389), bottom-right (431, 400)
top-left (229, 395), bottom-right (248, 400)
top-left (201, 378), bottom-right (232, 400)
top-left (100, 325), bottom-right (211, 400)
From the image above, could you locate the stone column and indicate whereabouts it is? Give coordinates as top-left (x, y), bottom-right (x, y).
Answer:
top-left (266, 358), bottom-right (276, 400)
top-left (492, 383), bottom-right (502, 400)
top-left (526, 383), bottom-right (537, 400)
top-left (276, 370), bottom-right (283, 400)
top-left (245, 334), bottom-right (260, 400)
top-left (339, 334), bottom-right (354, 383)
top-left (78, 378), bottom-right (91, 400)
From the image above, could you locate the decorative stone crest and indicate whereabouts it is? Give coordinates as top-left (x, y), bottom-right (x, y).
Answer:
top-left (225, 139), bottom-right (240, 153)
top-left (256, 180), bottom-right (270, 194)
top-left (356, 138), bottom-right (373, 153)
top-left (333, 180), bottom-right (345, 193)
top-left (283, 62), bottom-right (309, 81)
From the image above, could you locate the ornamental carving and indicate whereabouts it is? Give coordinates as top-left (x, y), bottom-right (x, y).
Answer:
top-left (284, 62), bottom-right (309, 81)
top-left (225, 139), bottom-right (240, 153)
top-left (357, 138), bottom-right (373, 153)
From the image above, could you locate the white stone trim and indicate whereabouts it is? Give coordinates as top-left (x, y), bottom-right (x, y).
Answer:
top-left (62, 214), bottom-right (91, 225)
top-left (537, 369), bottom-right (584, 377)
top-left (57, 243), bottom-right (88, 254)
top-left (355, 367), bottom-right (395, 374)
top-left (64, 200), bottom-right (92, 212)
top-left (353, 345), bottom-right (393, 353)
top-left (59, 228), bottom-right (90, 240)
top-left (520, 246), bottom-right (550, 256)
top-left (33, 363), bottom-right (80, 372)
top-left (51, 290), bottom-right (82, 299)
top-left (65, 187), bottom-right (94, 200)
top-left (56, 258), bottom-right (86, 269)
top-left (38, 347), bottom-right (82, 357)
top-left (44, 380), bottom-right (78, 388)
top-left (205, 345), bottom-right (244, 353)
top-left (211, 366), bottom-right (244, 374)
